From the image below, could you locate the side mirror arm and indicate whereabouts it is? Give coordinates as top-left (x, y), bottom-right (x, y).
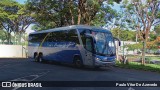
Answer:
top-left (114, 37), bottom-right (121, 46)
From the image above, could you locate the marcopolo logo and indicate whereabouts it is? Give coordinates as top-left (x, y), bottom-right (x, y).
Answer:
top-left (2, 82), bottom-right (11, 87)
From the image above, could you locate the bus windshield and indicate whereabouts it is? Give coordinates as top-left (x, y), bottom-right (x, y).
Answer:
top-left (92, 31), bottom-right (116, 56)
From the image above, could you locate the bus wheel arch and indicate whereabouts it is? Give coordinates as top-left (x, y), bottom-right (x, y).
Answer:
top-left (73, 55), bottom-right (83, 68)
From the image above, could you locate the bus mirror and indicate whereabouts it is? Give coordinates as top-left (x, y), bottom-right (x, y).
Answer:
top-left (114, 37), bottom-right (121, 46)
top-left (119, 41), bottom-right (121, 46)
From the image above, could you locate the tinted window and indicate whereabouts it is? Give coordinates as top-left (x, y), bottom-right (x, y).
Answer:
top-left (29, 33), bottom-right (47, 43)
top-left (45, 30), bottom-right (79, 43)
top-left (67, 29), bottom-right (79, 44)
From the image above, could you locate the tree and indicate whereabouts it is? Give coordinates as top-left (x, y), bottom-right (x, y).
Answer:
top-left (123, 0), bottom-right (160, 65)
top-left (121, 30), bottom-right (136, 41)
top-left (91, 3), bottom-right (118, 27)
top-left (0, 0), bottom-right (20, 44)
top-left (0, 0), bottom-right (34, 44)
top-left (154, 24), bottom-right (160, 36)
top-left (111, 27), bottom-right (122, 39)
top-left (26, 0), bottom-right (121, 30)
top-left (146, 41), bottom-right (156, 50)
top-left (146, 36), bottom-right (160, 52)
top-left (155, 36), bottom-right (160, 47)
top-left (111, 28), bottom-right (136, 41)
top-left (149, 31), bottom-right (157, 41)
top-left (0, 30), bottom-right (7, 44)
top-left (126, 43), bottom-right (143, 53)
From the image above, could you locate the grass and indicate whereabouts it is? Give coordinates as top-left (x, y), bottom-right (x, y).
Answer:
top-left (126, 55), bottom-right (160, 61)
top-left (116, 62), bottom-right (160, 73)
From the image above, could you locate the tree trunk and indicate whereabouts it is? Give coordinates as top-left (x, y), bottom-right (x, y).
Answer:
top-left (141, 39), bottom-right (146, 65)
top-left (69, 0), bottom-right (74, 25)
top-left (7, 32), bottom-right (11, 44)
top-left (17, 33), bottom-right (22, 45)
top-left (141, 27), bottom-right (150, 65)
top-left (77, 8), bottom-right (81, 24)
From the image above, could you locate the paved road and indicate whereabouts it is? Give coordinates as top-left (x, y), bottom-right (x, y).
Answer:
top-left (0, 58), bottom-right (160, 90)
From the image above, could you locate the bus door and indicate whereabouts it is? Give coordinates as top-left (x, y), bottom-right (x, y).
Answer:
top-left (84, 37), bottom-right (94, 66)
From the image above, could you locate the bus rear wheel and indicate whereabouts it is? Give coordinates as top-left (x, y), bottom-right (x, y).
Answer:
top-left (34, 55), bottom-right (39, 62)
top-left (33, 52), bottom-right (38, 62)
top-left (74, 56), bottom-right (83, 68)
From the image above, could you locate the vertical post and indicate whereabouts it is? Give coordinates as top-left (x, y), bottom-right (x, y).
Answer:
top-left (22, 45), bottom-right (23, 58)
top-left (142, 40), bottom-right (146, 65)
top-left (123, 41), bottom-right (124, 56)
top-left (136, 30), bottom-right (138, 44)
top-left (116, 41), bottom-right (119, 61)
top-left (116, 27), bottom-right (120, 61)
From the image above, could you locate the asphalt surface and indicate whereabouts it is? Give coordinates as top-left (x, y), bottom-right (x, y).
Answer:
top-left (0, 58), bottom-right (160, 90)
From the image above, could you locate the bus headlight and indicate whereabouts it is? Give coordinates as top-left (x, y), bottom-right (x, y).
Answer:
top-left (95, 57), bottom-right (102, 61)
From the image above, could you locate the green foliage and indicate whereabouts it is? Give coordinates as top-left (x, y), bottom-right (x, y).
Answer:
top-left (111, 28), bottom-right (136, 41)
top-left (0, 0), bottom-right (34, 44)
top-left (154, 25), bottom-right (160, 36)
top-left (0, 0), bottom-right (21, 44)
top-left (122, 0), bottom-right (160, 65)
top-left (92, 5), bottom-right (118, 27)
top-left (26, 0), bottom-right (121, 30)
top-left (121, 30), bottom-right (136, 41)
top-left (156, 11), bottom-right (160, 18)
top-left (111, 28), bottom-right (121, 38)
top-left (0, 30), bottom-right (7, 42)
top-left (149, 31), bottom-right (157, 41)
top-left (126, 43), bottom-right (143, 51)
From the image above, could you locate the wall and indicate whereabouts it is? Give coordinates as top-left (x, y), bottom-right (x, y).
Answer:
top-left (0, 45), bottom-right (27, 58)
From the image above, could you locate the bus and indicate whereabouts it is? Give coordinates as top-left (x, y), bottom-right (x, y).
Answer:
top-left (28, 25), bottom-right (120, 68)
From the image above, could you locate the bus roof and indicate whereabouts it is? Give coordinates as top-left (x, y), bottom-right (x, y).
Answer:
top-left (30, 25), bottom-right (111, 35)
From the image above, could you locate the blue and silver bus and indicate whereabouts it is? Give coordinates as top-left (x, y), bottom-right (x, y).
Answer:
top-left (28, 25), bottom-right (120, 68)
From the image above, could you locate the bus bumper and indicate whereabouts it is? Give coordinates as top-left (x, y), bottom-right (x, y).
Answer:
top-left (95, 60), bottom-right (116, 67)
top-left (94, 55), bottom-right (116, 67)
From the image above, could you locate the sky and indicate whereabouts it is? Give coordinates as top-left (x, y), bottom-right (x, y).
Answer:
top-left (15, 0), bottom-right (25, 4)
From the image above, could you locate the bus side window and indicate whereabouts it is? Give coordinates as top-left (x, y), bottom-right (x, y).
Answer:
top-left (68, 29), bottom-right (80, 45)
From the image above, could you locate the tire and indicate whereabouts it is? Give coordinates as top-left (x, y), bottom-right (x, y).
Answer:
top-left (34, 55), bottom-right (39, 62)
top-left (94, 66), bottom-right (100, 69)
top-left (73, 56), bottom-right (83, 68)
top-left (38, 54), bottom-right (43, 63)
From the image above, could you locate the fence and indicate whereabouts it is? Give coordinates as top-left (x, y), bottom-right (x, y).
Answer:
top-left (0, 45), bottom-right (27, 58)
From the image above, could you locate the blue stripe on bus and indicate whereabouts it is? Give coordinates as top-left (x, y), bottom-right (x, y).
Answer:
top-left (43, 50), bottom-right (80, 63)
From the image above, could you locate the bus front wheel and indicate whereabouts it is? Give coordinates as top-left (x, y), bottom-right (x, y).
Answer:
top-left (73, 56), bottom-right (83, 68)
